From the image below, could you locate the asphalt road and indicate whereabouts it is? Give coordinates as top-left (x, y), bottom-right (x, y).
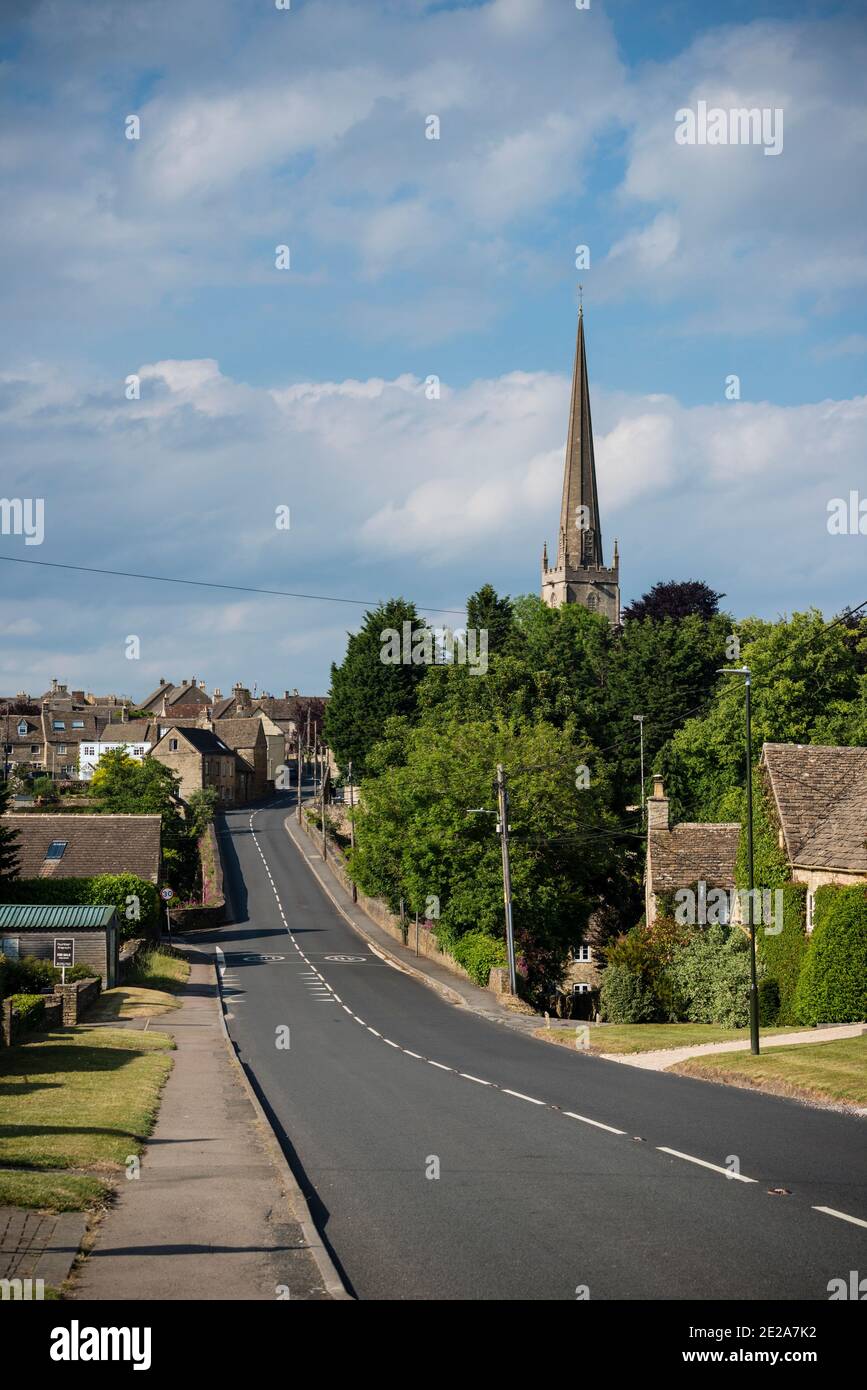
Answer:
top-left (202, 794), bottom-right (866, 1301)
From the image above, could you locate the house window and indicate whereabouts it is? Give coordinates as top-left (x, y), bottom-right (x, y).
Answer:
top-left (168, 739), bottom-right (179, 751)
top-left (57, 744), bottom-right (67, 754)
top-left (83, 745), bottom-right (95, 757)
top-left (806, 891), bottom-right (815, 934)
top-left (45, 840), bottom-right (68, 861)
top-left (17, 720), bottom-right (27, 736)
top-left (63, 765), bottom-right (75, 776)
top-left (72, 719), bottom-right (84, 729)
top-left (0, 937), bottom-right (20, 960)
top-left (575, 944), bottom-right (592, 962)
top-left (52, 720), bottom-right (66, 730)
top-left (133, 746), bottom-right (144, 756)
top-left (572, 982), bottom-right (591, 995)
top-left (30, 744), bottom-right (39, 753)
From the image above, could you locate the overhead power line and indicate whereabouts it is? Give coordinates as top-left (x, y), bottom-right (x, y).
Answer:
top-left (0, 553), bottom-right (468, 618)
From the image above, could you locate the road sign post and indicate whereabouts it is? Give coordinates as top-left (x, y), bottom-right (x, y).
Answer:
top-left (160, 886), bottom-right (174, 942)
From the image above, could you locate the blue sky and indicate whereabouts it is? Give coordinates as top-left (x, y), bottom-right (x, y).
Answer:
top-left (1, 0), bottom-right (866, 699)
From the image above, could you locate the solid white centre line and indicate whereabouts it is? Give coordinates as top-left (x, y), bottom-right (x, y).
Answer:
top-left (812, 1205), bottom-right (867, 1229)
top-left (459, 1073), bottom-right (492, 1086)
top-left (657, 1146), bottom-right (757, 1183)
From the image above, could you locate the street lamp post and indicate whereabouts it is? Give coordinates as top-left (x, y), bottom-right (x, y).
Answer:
top-left (718, 665), bottom-right (759, 1055)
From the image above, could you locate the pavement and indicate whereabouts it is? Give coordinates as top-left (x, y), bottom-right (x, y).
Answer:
top-left (598, 1024), bottom-right (867, 1071)
top-left (189, 793), bottom-right (867, 1301)
top-left (0, 1208), bottom-right (86, 1292)
top-left (72, 951), bottom-right (342, 1301)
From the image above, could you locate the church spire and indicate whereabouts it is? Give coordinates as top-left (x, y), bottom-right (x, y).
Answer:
top-left (557, 299), bottom-right (603, 570)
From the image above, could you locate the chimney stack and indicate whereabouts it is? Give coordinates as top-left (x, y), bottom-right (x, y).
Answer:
top-left (647, 774), bottom-right (669, 831)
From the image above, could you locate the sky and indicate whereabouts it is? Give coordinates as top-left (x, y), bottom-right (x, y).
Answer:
top-left (1, 0), bottom-right (865, 700)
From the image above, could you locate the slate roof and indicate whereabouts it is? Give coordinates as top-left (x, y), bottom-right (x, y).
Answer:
top-left (762, 743), bottom-right (867, 873)
top-left (155, 727), bottom-right (235, 756)
top-left (648, 823), bottom-right (741, 893)
top-left (1, 814), bottom-right (162, 883)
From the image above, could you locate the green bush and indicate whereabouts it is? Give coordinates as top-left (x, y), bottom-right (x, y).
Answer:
top-left (2, 954), bottom-right (58, 997)
top-left (9, 993), bottom-right (46, 1031)
top-left (795, 885), bottom-right (867, 1024)
top-left (450, 929), bottom-right (508, 987)
top-left (599, 965), bottom-right (661, 1023)
top-left (66, 963), bottom-right (99, 982)
top-left (757, 882), bottom-right (807, 1025)
top-left (665, 923), bottom-right (754, 1028)
top-left (0, 872), bottom-right (159, 940)
top-left (758, 978), bottom-right (780, 1025)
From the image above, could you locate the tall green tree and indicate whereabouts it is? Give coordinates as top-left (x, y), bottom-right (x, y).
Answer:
top-left (602, 612), bottom-right (731, 813)
top-left (90, 750), bottom-right (184, 845)
top-left (466, 584), bottom-right (514, 656)
top-left (324, 598), bottom-right (431, 775)
top-left (622, 579), bottom-right (725, 623)
top-left (350, 711), bottom-right (626, 997)
top-left (661, 610), bottom-right (867, 819)
top-left (0, 776), bottom-right (20, 881)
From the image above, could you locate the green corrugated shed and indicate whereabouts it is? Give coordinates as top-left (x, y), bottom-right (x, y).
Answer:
top-left (0, 903), bottom-right (117, 930)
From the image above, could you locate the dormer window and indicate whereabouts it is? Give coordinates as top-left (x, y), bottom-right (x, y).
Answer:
top-left (17, 720), bottom-right (27, 736)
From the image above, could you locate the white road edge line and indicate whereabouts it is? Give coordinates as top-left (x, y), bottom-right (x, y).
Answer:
top-left (812, 1205), bottom-right (867, 1229)
top-left (657, 1146), bottom-right (757, 1183)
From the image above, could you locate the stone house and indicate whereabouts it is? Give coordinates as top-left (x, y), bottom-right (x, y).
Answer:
top-left (204, 717), bottom-right (270, 798)
top-left (644, 775), bottom-right (741, 926)
top-left (139, 678), bottom-right (211, 719)
top-left (150, 726), bottom-right (254, 806)
top-left (2, 813), bottom-right (161, 883)
top-left (760, 743), bottom-right (867, 931)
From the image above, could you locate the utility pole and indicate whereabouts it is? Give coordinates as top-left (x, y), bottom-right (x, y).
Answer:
top-left (717, 665), bottom-right (759, 1055)
top-left (496, 763), bottom-right (518, 995)
top-left (320, 745), bottom-right (327, 861)
top-left (296, 733), bottom-right (302, 823)
top-left (347, 759), bottom-right (357, 900)
top-left (632, 713), bottom-right (646, 823)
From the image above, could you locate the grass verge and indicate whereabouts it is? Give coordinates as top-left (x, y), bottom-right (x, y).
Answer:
top-left (533, 1022), bottom-right (795, 1054)
top-left (672, 1035), bottom-right (867, 1107)
top-left (0, 1026), bottom-right (173, 1210)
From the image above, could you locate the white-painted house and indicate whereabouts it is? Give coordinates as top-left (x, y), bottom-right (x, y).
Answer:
top-left (78, 721), bottom-right (153, 780)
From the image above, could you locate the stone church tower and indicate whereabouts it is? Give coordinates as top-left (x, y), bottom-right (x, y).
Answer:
top-left (541, 305), bottom-right (620, 623)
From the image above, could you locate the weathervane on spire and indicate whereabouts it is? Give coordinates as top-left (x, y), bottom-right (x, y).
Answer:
top-left (577, 282), bottom-right (583, 317)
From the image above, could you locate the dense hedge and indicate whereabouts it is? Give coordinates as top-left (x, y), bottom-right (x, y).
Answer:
top-left (449, 929), bottom-right (507, 987)
top-left (795, 885), bottom-right (867, 1024)
top-left (599, 965), bottom-right (661, 1023)
top-left (8, 993), bottom-right (45, 1031)
top-left (758, 882), bottom-right (808, 1024)
top-left (0, 953), bottom-right (99, 999)
top-left (0, 872), bottom-right (159, 940)
top-left (666, 923), bottom-right (754, 1028)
